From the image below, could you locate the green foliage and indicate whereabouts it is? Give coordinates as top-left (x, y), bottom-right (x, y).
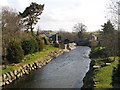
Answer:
top-left (100, 20), bottom-right (117, 57)
top-left (32, 38), bottom-right (39, 53)
top-left (94, 57), bottom-right (119, 88)
top-left (53, 43), bottom-right (60, 48)
top-left (43, 37), bottom-right (50, 45)
top-left (36, 37), bottom-right (44, 51)
top-left (90, 47), bottom-right (107, 58)
top-left (101, 20), bottom-right (114, 33)
top-left (19, 2), bottom-right (44, 34)
top-left (7, 42), bottom-right (24, 63)
top-left (2, 46), bottom-right (59, 74)
top-left (22, 38), bottom-right (39, 55)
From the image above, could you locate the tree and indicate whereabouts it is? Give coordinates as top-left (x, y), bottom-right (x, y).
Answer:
top-left (100, 20), bottom-right (118, 58)
top-left (19, 2), bottom-right (44, 35)
top-left (73, 23), bottom-right (86, 40)
top-left (108, 0), bottom-right (120, 57)
top-left (58, 30), bottom-right (79, 43)
top-left (7, 42), bottom-right (24, 63)
top-left (2, 7), bottom-right (22, 63)
top-left (101, 20), bottom-right (114, 33)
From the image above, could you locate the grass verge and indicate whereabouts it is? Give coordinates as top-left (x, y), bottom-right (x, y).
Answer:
top-left (1, 46), bottom-right (60, 74)
top-left (94, 57), bottom-right (120, 88)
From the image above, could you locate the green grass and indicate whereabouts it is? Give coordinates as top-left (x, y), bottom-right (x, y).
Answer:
top-left (94, 57), bottom-right (120, 88)
top-left (1, 46), bottom-right (60, 74)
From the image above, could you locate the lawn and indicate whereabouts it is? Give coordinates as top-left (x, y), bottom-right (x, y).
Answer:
top-left (1, 46), bottom-right (60, 74)
top-left (94, 57), bottom-right (120, 88)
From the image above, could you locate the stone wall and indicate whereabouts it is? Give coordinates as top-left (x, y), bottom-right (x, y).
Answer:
top-left (1, 49), bottom-right (64, 87)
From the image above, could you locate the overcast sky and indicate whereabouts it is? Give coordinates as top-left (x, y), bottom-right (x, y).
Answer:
top-left (0, 0), bottom-right (109, 32)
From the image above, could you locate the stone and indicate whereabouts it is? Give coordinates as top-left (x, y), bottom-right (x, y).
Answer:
top-left (34, 65), bottom-right (36, 69)
top-left (8, 79), bottom-right (12, 83)
top-left (2, 82), bottom-right (5, 86)
top-left (5, 81), bottom-right (10, 85)
top-left (93, 65), bottom-right (100, 69)
top-left (9, 72), bottom-right (15, 77)
top-left (6, 73), bottom-right (11, 80)
top-left (31, 67), bottom-right (34, 70)
top-left (17, 73), bottom-right (21, 78)
top-left (25, 70), bottom-right (29, 74)
top-left (105, 63), bottom-right (111, 66)
top-left (3, 74), bottom-right (7, 80)
top-left (14, 70), bottom-right (18, 75)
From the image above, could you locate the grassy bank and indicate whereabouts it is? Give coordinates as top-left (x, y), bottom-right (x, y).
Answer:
top-left (82, 57), bottom-right (120, 89)
top-left (94, 57), bottom-right (120, 88)
top-left (1, 46), bottom-right (60, 74)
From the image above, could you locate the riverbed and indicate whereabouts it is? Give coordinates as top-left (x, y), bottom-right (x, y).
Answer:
top-left (3, 46), bottom-right (91, 89)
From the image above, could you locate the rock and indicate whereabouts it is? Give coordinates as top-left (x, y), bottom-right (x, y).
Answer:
top-left (93, 65), bottom-right (100, 69)
top-left (38, 65), bottom-right (41, 68)
top-left (31, 67), bottom-right (34, 70)
top-left (34, 65), bottom-right (37, 69)
top-left (0, 75), bottom-right (2, 87)
top-left (5, 81), bottom-right (10, 85)
top-left (9, 72), bottom-right (15, 77)
top-left (9, 71), bottom-right (16, 81)
top-left (25, 70), bottom-right (29, 74)
top-left (14, 70), bottom-right (18, 75)
top-left (6, 73), bottom-right (11, 80)
top-left (17, 73), bottom-right (21, 78)
top-left (105, 63), bottom-right (111, 66)
top-left (2, 82), bottom-right (5, 86)
top-left (3, 74), bottom-right (7, 80)
top-left (8, 79), bottom-right (12, 83)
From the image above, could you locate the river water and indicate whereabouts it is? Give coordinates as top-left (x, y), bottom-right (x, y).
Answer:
top-left (3, 46), bottom-right (91, 89)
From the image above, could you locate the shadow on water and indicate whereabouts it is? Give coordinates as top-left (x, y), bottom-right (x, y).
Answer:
top-left (2, 46), bottom-right (91, 89)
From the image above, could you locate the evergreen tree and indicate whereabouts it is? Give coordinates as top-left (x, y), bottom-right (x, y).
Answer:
top-left (19, 2), bottom-right (44, 36)
top-left (101, 20), bottom-right (114, 33)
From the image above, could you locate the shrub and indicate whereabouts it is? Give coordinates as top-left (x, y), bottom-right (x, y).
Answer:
top-left (22, 38), bottom-right (39, 55)
top-left (31, 38), bottom-right (39, 53)
top-left (89, 47), bottom-right (107, 58)
top-left (53, 42), bottom-right (60, 48)
top-left (37, 38), bottom-right (44, 51)
top-left (7, 42), bottom-right (24, 63)
top-left (43, 37), bottom-right (50, 45)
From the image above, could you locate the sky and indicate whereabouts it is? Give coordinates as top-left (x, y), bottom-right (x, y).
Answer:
top-left (0, 0), bottom-right (109, 32)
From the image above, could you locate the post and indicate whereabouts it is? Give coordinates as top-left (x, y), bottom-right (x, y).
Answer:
top-left (55, 33), bottom-right (59, 44)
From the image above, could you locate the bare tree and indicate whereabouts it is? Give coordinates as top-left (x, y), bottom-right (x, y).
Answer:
top-left (108, 0), bottom-right (120, 56)
top-left (73, 23), bottom-right (86, 40)
top-left (2, 7), bottom-right (22, 63)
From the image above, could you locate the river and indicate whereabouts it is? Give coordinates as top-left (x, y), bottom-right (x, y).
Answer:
top-left (3, 46), bottom-right (91, 89)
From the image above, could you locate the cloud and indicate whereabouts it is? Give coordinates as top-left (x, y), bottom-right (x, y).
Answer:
top-left (0, 0), bottom-right (10, 7)
top-left (1, 0), bottom-right (108, 32)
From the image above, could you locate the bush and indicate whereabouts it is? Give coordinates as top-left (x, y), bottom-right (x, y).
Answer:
top-left (37, 38), bottom-right (44, 51)
top-left (22, 38), bottom-right (39, 55)
top-left (43, 37), bottom-right (50, 45)
top-left (53, 43), bottom-right (60, 48)
top-left (32, 38), bottom-right (39, 53)
top-left (89, 47), bottom-right (107, 58)
top-left (7, 42), bottom-right (24, 63)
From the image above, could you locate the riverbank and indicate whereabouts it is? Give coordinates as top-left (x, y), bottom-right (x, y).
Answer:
top-left (2, 46), bottom-right (90, 88)
top-left (1, 46), bottom-right (65, 87)
top-left (82, 56), bottom-right (120, 89)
